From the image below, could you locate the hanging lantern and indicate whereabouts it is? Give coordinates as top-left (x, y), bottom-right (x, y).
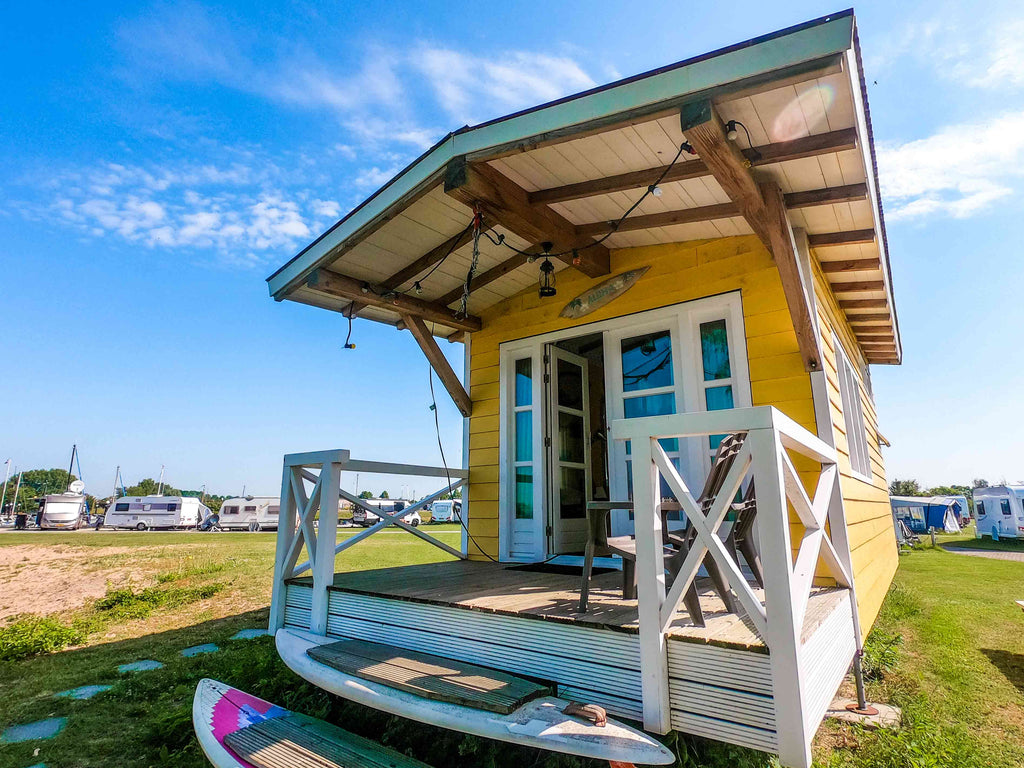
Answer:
top-left (538, 257), bottom-right (556, 298)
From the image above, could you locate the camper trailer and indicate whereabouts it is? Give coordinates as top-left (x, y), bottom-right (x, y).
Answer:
top-left (351, 498), bottom-right (421, 527)
top-left (428, 499), bottom-right (461, 523)
top-left (218, 496), bottom-right (280, 531)
top-left (39, 492), bottom-right (87, 530)
top-left (890, 495), bottom-right (964, 534)
top-left (973, 486), bottom-right (1024, 539)
top-left (103, 495), bottom-right (210, 530)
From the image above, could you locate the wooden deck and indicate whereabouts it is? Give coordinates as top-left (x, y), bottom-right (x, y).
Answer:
top-left (287, 560), bottom-right (848, 651)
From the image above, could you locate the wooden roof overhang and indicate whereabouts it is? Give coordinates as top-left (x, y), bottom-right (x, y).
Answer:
top-left (268, 10), bottom-right (902, 398)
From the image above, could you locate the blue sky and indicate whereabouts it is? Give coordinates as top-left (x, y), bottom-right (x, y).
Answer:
top-left (3, 0), bottom-right (1024, 496)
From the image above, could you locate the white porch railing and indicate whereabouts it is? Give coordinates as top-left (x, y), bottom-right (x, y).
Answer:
top-left (268, 449), bottom-right (467, 635)
top-left (613, 406), bottom-right (860, 768)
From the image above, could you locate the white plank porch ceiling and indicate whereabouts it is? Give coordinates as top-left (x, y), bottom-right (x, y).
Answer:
top-left (319, 68), bottom-right (894, 356)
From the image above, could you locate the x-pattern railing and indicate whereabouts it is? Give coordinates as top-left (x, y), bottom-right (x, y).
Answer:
top-left (269, 449), bottom-right (468, 636)
top-left (611, 405), bottom-right (861, 763)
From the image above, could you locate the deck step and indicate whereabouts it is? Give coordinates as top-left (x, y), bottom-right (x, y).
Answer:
top-left (224, 715), bottom-right (430, 768)
top-left (307, 639), bottom-right (554, 714)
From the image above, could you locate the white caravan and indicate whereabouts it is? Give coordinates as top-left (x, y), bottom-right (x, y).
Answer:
top-left (973, 485), bottom-right (1024, 539)
top-left (351, 498), bottom-right (421, 527)
top-left (218, 497), bottom-right (280, 531)
top-left (39, 492), bottom-right (87, 529)
top-left (104, 495), bottom-right (210, 530)
top-left (428, 499), bottom-right (461, 524)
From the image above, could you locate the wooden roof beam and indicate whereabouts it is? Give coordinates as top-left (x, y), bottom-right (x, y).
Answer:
top-left (574, 184), bottom-right (867, 237)
top-left (403, 314), bottom-right (472, 417)
top-left (808, 229), bottom-right (876, 247)
top-left (830, 280), bottom-right (885, 293)
top-left (840, 298), bottom-right (887, 310)
top-left (306, 268), bottom-right (482, 333)
top-left (679, 99), bottom-right (822, 371)
top-left (820, 258), bottom-right (881, 273)
top-left (529, 128), bottom-right (858, 205)
top-left (436, 251), bottom-right (533, 307)
top-left (444, 156), bottom-right (610, 278)
top-left (348, 226), bottom-right (484, 320)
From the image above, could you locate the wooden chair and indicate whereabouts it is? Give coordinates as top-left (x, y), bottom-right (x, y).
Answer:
top-left (579, 432), bottom-right (758, 626)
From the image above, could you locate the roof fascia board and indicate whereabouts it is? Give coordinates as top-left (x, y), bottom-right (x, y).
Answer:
top-left (268, 13), bottom-right (855, 299)
top-left (843, 39), bottom-right (901, 361)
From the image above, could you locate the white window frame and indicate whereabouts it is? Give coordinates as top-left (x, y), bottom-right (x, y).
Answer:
top-left (834, 334), bottom-right (872, 481)
top-left (497, 291), bottom-right (751, 558)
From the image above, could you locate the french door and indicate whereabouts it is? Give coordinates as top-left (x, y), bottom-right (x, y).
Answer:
top-left (546, 346), bottom-right (591, 554)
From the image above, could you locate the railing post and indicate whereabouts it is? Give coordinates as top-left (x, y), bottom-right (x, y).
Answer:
top-left (750, 426), bottom-right (812, 768)
top-left (631, 437), bottom-right (671, 734)
top-left (269, 461), bottom-right (298, 633)
top-left (310, 460), bottom-right (341, 635)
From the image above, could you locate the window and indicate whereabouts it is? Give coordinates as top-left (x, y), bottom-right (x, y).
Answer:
top-left (223, 506), bottom-right (237, 514)
top-left (513, 357), bottom-right (534, 520)
top-left (115, 502), bottom-right (129, 512)
top-left (1001, 499), bottom-right (1012, 516)
top-left (699, 318), bottom-right (736, 454)
top-left (835, 337), bottom-right (871, 478)
top-left (977, 500), bottom-right (986, 517)
top-left (167, 503), bottom-right (177, 512)
top-left (268, 505), bottom-right (279, 516)
top-left (244, 505), bottom-right (256, 512)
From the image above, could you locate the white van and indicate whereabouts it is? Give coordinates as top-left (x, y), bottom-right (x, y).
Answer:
top-left (973, 486), bottom-right (1024, 539)
top-left (218, 497), bottom-right (280, 531)
top-left (104, 496), bottom-right (210, 530)
top-left (428, 499), bottom-right (461, 524)
top-left (39, 493), bottom-right (87, 530)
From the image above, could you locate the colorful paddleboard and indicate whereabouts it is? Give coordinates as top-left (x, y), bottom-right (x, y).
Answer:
top-left (192, 678), bottom-right (432, 768)
top-left (276, 628), bottom-right (675, 765)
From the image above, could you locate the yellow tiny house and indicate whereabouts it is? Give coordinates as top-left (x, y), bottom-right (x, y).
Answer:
top-left (266, 11), bottom-right (901, 768)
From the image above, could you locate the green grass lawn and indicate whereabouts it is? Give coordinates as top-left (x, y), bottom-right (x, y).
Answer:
top-left (1, 529), bottom-right (1023, 767)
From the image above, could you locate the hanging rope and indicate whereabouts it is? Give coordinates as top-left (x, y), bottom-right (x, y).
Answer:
top-left (458, 205), bottom-right (483, 319)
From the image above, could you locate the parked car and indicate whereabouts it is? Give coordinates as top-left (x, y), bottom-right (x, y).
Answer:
top-left (351, 498), bottom-right (421, 527)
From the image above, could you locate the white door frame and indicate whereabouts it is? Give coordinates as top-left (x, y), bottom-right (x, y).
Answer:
top-left (498, 291), bottom-right (751, 561)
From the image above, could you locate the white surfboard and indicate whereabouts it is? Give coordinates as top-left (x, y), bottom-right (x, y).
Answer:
top-left (276, 628), bottom-right (675, 765)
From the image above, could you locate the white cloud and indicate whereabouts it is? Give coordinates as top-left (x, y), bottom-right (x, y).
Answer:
top-left (414, 46), bottom-right (596, 125)
top-left (878, 111), bottom-right (1024, 220)
top-left (870, 9), bottom-right (1024, 92)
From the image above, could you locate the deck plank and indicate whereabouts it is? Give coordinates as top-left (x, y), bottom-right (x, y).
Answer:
top-left (307, 638), bottom-right (553, 714)
top-left (288, 560), bottom-right (849, 652)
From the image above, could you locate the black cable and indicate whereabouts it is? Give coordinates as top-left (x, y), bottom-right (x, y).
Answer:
top-left (482, 140), bottom-right (690, 261)
top-left (409, 221), bottom-right (474, 295)
top-left (427, 356), bottom-right (499, 562)
top-left (342, 307), bottom-right (355, 349)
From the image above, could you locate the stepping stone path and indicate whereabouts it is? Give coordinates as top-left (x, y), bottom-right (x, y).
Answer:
top-left (230, 628), bottom-right (270, 640)
top-left (118, 660), bottom-right (164, 673)
top-left (181, 643), bottom-right (219, 657)
top-left (55, 684), bottom-right (112, 700)
top-left (1, 717), bottom-right (66, 744)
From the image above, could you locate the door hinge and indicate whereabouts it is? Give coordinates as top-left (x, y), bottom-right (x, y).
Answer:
top-left (546, 524), bottom-right (553, 537)
top-left (544, 436), bottom-right (552, 448)
top-left (543, 373), bottom-right (550, 383)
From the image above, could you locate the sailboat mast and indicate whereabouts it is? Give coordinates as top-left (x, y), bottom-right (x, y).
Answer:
top-left (0, 459), bottom-right (10, 517)
top-left (66, 444), bottom-right (77, 492)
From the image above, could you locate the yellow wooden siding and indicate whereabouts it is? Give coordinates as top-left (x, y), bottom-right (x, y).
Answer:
top-left (811, 258), bottom-right (898, 636)
top-left (466, 235), bottom-right (817, 558)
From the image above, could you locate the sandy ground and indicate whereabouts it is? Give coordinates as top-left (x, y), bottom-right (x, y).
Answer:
top-left (0, 544), bottom-right (139, 620)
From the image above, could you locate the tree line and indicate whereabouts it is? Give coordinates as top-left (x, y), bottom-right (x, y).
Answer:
top-left (0, 468), bottom-right (230, 516)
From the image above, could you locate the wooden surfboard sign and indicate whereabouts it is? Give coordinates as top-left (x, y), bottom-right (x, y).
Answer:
top-left (276, 628), bottom-right (675, 765)
top-left (560, 267), bottom-right (650, 319)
